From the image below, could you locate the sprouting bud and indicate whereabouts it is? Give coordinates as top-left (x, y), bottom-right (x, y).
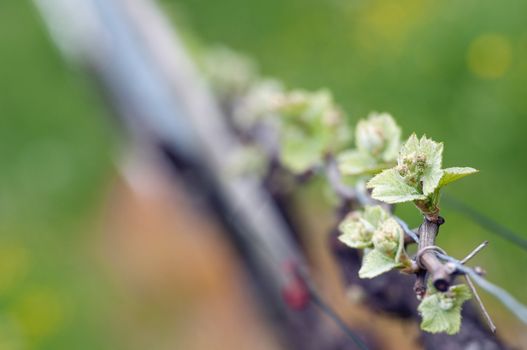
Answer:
top-left (416, 154), bottom-right (427, 166)
top-left (233, 79), bottom-right (284, 128)
top-left (400, 152), bottom-right (427, 172)
top-left (201, 46), bottom-right (257, 99)
top-left (357, 123), bottom-right (384, 156)
top-left (274, 90), bottom-right (320, 119)
top-left (275, 89), bottom-right (351, 173)
top-left (397, 164), bottom-right (409, 176)
top-left (338, 205), bottom-right (390, 249)
top-left (397, 151), bottom-right (429, 187)
top-left (355, 113), bottom-right (401, 162)
top-left (372, 218), bottom-right (402, 255)
top-left (338, 213), bottom-right (374, 248)
top-left (322, 108), bottom-right (343, 128)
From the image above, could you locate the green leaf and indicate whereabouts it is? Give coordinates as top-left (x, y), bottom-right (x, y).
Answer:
top-left (276, 90), bottom-right (313, 117)
top-left (418, 136), bottom-right (444, 195)
top-left (396, 134), bottom-right (443, 195)
top-left (233, 79), bottom-right (284, 128)
top-left (280, 129), bottom-right (324, 173)
top-left (358, 249), bottom-right (398, 278)
top-left (355, 113), bottom-right (401, 162)
top-left (363, 205), bottom-right (390, 229)
top-left (338, 232), bottom-right (370, 249)
top-left (418, 284), bottom-right (472, 335)
top-left (372, 218), bottom-right (401, 255)
top-left (338, 214), bottom-right (372, 249)
top-left (422, 168), bottom-right (444, 195)
top-left (439, 167), bottom-right (479, 188)
top-left (400, 133), bottom-right (419, 154)
top-left (393, 219), bottom-right (406, 263)
top-left (201, 46), bottom-right (257, 99)
top-left (449, 284), bottom-right (472, 302)
top-left (370, 133), bottom-right (476, 210)
top-left (338, 205), bottom-right (390, 249)
top-left (359, 217), bottom-right (408, 278)
top-left (367, 169), bottom-right (427, 203)
top-left (337, 150), bottom-right (379, 176)
top-left (276, 89), bottom-right (351, 172)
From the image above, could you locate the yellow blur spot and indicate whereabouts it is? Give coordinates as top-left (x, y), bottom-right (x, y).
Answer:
top-left (14, 289), bottom-right (65, 339)
top-left (0, 245), bottom-right (29, 295)
top-left (467, 34), bottom-right (512, 79)
top-left (353, 0), bottom-right (432, 55)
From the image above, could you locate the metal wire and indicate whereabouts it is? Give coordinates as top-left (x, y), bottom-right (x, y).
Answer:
top-left (309, 287), bottom-right (369, 350)
top-left (436, 252), bottom-right (527, 324)
top-left (394, 216), bottom-right (420, 243)
top-left (443, 195), bottom-right (527, 252)
top-left (392, 201), bottom-right (527, 327)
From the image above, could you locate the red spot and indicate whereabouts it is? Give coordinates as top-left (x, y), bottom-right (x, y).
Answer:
top-left (281, 261), bottom-right (310, 310)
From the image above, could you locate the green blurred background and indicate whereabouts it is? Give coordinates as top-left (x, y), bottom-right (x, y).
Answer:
top-left (1, 0), bottom-right (527, 348)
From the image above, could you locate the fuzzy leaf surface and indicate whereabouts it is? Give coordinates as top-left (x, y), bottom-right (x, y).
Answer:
top-left (418, 284), bottom-right (472, 335)
top-left (439, 167), bottom-right (479, 187)
top-left (367, 169), bottom-right (426, 203)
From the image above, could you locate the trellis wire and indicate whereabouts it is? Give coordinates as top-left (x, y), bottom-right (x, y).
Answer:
top-left (437, 253), bottom-right (527, 324)
top-left (399, 221), bottom-right (527, 326)
top-left (309, 288), bottom-right (369, 350)
top-left (443, 195), bottom-right (527, 252)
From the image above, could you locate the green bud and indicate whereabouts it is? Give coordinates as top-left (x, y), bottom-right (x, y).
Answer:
top-left (355, 113), bottom-right (401, 162)
top-left (346, 214), bottom-right (371, 241)
top-left (201, 46), bottom-right (257, 99)
top-left (233, 79), bottom-right (283, 128)
top-left (275, 89), bottom-right (351, 173)
top-left (372, 218), bottom-right (402, 255)
top-left (338, 205), bottom-right (390, 249)
top-left (357, 122), bottom-right (385, 156)
top-left (339, 213), bottom-right (373, 249)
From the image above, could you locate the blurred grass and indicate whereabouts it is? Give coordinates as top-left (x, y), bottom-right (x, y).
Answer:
top-left (1, 0), bottom-right (527, 347)
top-left (0, 1), bottom-right (115, 349)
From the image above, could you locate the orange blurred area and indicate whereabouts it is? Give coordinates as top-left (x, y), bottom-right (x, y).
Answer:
top-left (97, 155), bottom-right (424, 350)
top-left (100, 159), bottom-right (280, 350)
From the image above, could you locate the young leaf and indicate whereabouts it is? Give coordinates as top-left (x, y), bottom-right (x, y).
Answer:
top-left (275, 89), bottom-right (351, 173)
top-left (280, 130), bottom-right (325, 173)
top-left (359, 217), bottom-right (408, 278)
top-left (336, 113), bottom-right (400, 177)
top-left (419, 136), bottom-right (444, 195)
top-left (439, 167), bottom-right (479, 188)
top-left (338, 213), bottom-right (373, 249)
top-left (355, 112), bottom-right (401, 162)
top-left (358, 249), bottom-right (398, 278)
top-left (337, 150), bottom-right (379, 176)
top-left (367, 169), bottom-right (426, 203)
top-left (397, 134), bottom-right (443, 195)
top-left (363, 205), bottom-right (390, 228)
top-left (369, 133), bottom-right (476, 216)
top-left (399, 133), bottom-right (420, 154)
top-left (201, 46), bottom-right (257, 99)
top-left (338, 205), bottom-right (389, 249)
top-left (233, 79), bottom-right (284, 129)
top-left (372, 217), bottom-right (403, 255)
top-left (418, 284), bottom-right (472, 335)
